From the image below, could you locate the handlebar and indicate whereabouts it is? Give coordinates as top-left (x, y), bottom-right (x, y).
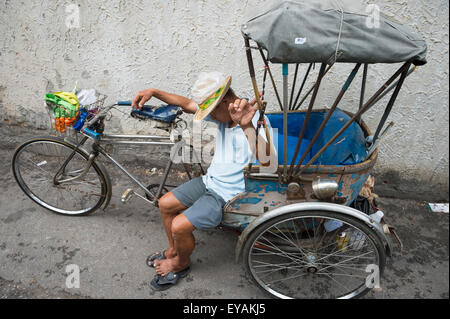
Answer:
top-left (86, 101), bottom-right (141, 126)
top-left (83, 101), bottom-right (161, 138)
top-left (83, 127), bottom-right (101, 139)
top-left (85, 103), bottom-right (117, 127)
top-left (117, 100), bottom-right (153, 108)
top-left (117, 101), bottom-right (132, 106)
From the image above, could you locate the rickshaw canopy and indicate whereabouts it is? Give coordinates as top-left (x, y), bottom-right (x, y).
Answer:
top-left (241, 0), bottom-right (427, 65)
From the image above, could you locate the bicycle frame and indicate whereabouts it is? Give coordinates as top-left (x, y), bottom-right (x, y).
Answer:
top-left (54, 105), bottom-right (203, 207)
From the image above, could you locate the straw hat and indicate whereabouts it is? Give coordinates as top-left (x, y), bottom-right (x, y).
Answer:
top-left (192, 72), bottom-right (232, 121)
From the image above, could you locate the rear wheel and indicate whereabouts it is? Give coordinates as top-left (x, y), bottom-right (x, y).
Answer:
top-left (12, 137), bottom-right (109, 216)
top-left (242, 211), bottom-right (386, 299)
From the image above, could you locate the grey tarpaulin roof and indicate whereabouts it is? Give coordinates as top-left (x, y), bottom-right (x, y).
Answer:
top-left (241, 0), bottom-right (427, 65)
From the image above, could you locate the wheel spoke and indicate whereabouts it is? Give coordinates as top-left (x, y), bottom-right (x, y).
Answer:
top-left (321, 272), bottom-right (353, 296)
top-left (271, 225), bottom-right (308, 256)
top-left (253, 236), bottom-right (305, 265)
top-left (265, 269), bottom-right (310, 285)
top-left (246, 213), bottom-right (383, 299)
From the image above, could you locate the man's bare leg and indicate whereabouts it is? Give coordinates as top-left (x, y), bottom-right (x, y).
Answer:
top-left (154, 213), bottom-right (195, 276)
top-left (157, 192), bottom-right (188, 260)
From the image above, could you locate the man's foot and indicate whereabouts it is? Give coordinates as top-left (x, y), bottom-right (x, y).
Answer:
top-left (154, 257), bottom-right (190, 277)
top-left (150, 267), bottom-right (191, 291)
top-left (146, 249), bottom-right (177, 268)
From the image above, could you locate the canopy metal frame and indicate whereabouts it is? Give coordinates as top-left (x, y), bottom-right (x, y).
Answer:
top-left (243, 37), bottom-right (417, 182)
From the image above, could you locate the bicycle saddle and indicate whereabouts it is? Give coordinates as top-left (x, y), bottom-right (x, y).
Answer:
top-left (131, 105), bottom-right (181, 123)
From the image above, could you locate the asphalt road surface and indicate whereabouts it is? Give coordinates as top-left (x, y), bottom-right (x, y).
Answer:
top-left (0, 144), bottom-right (448, 299)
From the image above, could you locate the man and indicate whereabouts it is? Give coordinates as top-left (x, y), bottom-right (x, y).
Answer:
top-left (132, 72), bottom-right (276, 291)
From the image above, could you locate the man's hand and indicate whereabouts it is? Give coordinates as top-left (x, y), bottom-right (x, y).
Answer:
top-left (230, 93), bottom-right (276, 170)
top-left (132, 89), bottom-right (154, 110)
top-left (228, 93), bottom-right (262, 127)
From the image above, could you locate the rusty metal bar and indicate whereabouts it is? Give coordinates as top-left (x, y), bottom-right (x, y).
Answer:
top-left (289, 64), bottom-right (300, 110)
top-left (282, 64), bottom-right (289, 178)
top-left (261, 55), bottom-right (269, 101)
top-left (292, 63), bottom-right (362, 176)
top-left (371, 63), bottom-right (411, 146)
top-left (370, 65), bottom-right (416, 109)
top-left (244, 38), bottom-right (273, 149)
top-left (294, 63), bottom-right (334, 111)
top-left (258, 47), bottom-right (283, 111)
top-left (295, 62), bottom-right (411, 177)
top-left (357, 63), bottom-right (368, 124)
top-left (292, 63), bottom-right (313, 110)
top-left (288, 63), bottom-right (327, 176)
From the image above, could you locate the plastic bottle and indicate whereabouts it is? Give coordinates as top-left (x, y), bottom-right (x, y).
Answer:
top-left (348, 229), bottom-right (366, 250)
top-left (324, 219), bottom-right (344, 232)
top-left (336, 232), bottom-right (349, 251)
top-left (72, 81), bottom-right (78, 95)
top-left (347, 211), bottom-right (384, 251)
top-left (370, 210), bottom-right (384, 223)
top-left (73, 109), bottom-right (88, 131)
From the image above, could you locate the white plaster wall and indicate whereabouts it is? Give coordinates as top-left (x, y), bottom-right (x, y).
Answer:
top-left (0, 0), bottom-right (448, 192)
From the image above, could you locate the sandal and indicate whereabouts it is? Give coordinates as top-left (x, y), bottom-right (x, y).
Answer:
top-left (146, 250), bottom-right (167, 268)
top-left (150, 267), bottom-right (190, 291)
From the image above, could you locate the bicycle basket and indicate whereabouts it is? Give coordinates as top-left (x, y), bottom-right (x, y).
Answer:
top-left (46, 91), bottom-right (107, 134)
top-left (83, 92), bottom-right (107, 120)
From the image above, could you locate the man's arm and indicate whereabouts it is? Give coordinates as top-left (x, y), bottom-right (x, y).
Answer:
top-left (241, 122), bottom-right (277, 168)
top-left (229, 97), bottom-right (278, 169)
top-left (131, 88), bottom-right (198, 114)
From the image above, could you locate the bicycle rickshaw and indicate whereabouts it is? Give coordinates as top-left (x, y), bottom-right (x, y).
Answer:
top-left (12, 1), bottom-right (427, 299)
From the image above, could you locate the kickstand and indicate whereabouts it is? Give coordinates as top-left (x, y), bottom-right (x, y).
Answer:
top-left (384, 224), bottom-right (404, 254)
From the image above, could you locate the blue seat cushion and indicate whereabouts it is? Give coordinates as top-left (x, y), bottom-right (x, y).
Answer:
top-left (266, 109), bottom-right (367, 166)
top-left (276, 134), bottom-right (312, 165)
top-left (131, 105), bottom-right (180, 123)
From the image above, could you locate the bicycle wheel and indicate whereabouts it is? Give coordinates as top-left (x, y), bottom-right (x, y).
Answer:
top-left (12, 137), bottom-right (109, 216)
top-left (242, 211), bottom-right (386, 299)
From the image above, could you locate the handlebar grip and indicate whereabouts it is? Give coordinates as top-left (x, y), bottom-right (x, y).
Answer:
top-left (117, 101), bottom-right (132, 106)
top-left (117, 101), bottom-right (152, 107)
top-left (83, 128), bottom-right (101, 140)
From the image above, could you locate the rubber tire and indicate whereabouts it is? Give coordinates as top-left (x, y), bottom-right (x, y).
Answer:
top-left (242, 210), bottom-right (387, 299)
top-left (12, 136), bottom-right (109, 216)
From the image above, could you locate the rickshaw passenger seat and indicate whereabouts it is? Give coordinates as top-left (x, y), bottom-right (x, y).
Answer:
top-left (265, 109), bottom-right (367, 166)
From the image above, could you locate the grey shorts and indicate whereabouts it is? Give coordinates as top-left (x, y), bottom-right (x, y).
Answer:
top-left (172, 177), bottom-right (226, 230)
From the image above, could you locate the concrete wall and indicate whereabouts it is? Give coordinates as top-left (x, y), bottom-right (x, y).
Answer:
top-left (1, 0), bottom-right (448, 199)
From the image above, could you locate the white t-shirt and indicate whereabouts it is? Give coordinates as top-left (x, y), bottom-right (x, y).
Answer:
top-left (202, 111), bottom-right (274, 202)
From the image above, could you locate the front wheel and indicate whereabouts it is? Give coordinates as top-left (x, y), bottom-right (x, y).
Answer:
top-left (12, 137), bottom-right (109, 216)
top-left (242, 211), bottom-right (386, 299)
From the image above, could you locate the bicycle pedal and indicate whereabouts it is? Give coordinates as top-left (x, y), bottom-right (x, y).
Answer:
top-left (121, 189), bottom-right (134, 203)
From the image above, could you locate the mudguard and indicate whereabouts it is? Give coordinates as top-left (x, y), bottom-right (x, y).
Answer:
top-left (235, 202), bottom-right (393, 263)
